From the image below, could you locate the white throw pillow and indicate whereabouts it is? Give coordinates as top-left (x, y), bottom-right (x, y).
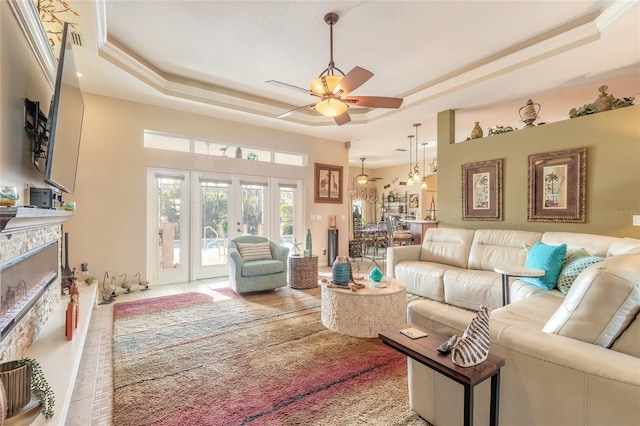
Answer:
top-left (237, 241), bottom-right (272, 261)
top-left (542, 252), bottom-right (640, 348)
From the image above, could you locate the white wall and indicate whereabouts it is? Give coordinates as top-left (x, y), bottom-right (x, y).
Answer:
top-left (64, 94), bottom-right (350, 278)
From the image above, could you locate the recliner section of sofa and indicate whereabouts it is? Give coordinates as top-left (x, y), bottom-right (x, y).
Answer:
top-left (393, 227), bottom-right (640, 426)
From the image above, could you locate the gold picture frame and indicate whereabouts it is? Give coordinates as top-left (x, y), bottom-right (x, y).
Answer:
top-left (409, 194), bottom-right (419, 209)
top-left (314, 163), bottom-right (343, 204)
top-left (462, 159), bottom-right (503, 221)
top-left (528, 148), bottom-right (586, 222)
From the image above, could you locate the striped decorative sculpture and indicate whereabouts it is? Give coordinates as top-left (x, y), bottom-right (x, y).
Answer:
top-left (449, 305), bottom-right (491, 367)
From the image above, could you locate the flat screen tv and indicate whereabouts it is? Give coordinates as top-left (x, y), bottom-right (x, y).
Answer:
top-left (44, 22), bottom-right (84, 194)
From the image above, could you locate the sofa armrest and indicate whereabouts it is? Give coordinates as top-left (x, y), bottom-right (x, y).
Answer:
top-left (386, 245), bottom-right (422, 278)
top-left (270, 243), bottom-right (290, 270)
top-left (407, 299), bottom-right (640, 425)
top-left (228, 248), bottom-right (243, 280)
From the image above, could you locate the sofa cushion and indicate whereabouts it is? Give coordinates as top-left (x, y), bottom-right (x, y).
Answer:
top-left (443, 269), bottom-right (502, 310)
top-left (467, 229), bottom-right (542, 271)
top-left (542, 231), bottom-right (619, 257)
top-left (419, 228), bottom-right (475, 269)
top-left (237, 241), bottom-right (272, 261)
top-left (521, 242), bottom-right (567, 290)
top-left (607, 237), bottom-right (640, 256)
top-left (610, 313), bottom-right (640, 357)
top-left (557, 255), bottom-right (605, 295)
top-left (395, 261), bottom-right (454, 302)
top-left (543, 252), bottom-right (640, 347)
top-left (241, 259), bottom-right (285, 277)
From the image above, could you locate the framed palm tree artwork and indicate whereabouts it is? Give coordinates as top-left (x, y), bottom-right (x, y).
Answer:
top-left (528, 148), bottom-right (586, 222)
top-left (462, 159), bottom-right (503, 220)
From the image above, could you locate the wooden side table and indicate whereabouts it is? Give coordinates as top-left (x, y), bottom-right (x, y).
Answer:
top-left (380, 325), bottom-right (505, 426)
top-left (288, 255), bottom-right (318, 289)
top-left (493, 266), bottom-right (545, 305)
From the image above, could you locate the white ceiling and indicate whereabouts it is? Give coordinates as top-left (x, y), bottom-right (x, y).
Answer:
top-left (61, 0), bottom-right (639, 168)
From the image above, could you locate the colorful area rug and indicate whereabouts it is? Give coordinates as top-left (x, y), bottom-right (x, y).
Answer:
top-left (112, 287), bottom-right (429, 426)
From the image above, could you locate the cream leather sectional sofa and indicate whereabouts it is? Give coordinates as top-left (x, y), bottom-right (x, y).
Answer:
top-left (386, 228), bottom-right (640, 426)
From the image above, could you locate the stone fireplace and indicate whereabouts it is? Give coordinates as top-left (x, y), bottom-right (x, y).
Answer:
top-left (1, 239), bottom-right (59, 339)
top-left (0, 224), bottom-right (63, 361)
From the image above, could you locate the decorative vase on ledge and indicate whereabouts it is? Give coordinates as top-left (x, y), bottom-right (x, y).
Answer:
top-left (471, 122), bottom-right (483, 139)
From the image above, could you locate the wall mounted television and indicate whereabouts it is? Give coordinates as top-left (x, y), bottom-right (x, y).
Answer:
top-left (44, 22), bottom-right (84, 194)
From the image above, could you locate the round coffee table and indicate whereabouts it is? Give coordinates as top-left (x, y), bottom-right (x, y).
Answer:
top-left (321, 278), bottom-right (406, 338)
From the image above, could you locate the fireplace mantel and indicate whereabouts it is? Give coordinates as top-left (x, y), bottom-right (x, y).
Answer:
top-left (0, 207), bottom-right (74, 235)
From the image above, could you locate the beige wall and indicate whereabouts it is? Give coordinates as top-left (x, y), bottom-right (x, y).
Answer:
top-left (0, 1), bottom-right (54, 193)
top-left (436, 106), bottom-right (640, 238)
top-left (64, 94), bottom-right (350, 276)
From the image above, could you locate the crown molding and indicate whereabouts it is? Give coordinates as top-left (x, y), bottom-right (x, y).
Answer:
top-left (8, 0), bottom-right (57, 88)
top-left (91, 0), bottom-right (636, 127)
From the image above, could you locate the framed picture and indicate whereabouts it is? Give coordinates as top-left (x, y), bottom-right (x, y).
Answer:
top-left (462, 159), bottom-right (503, 220)
top-left (528, 148), bottom-right (586, 222)
top-left (409, 194), bottom-right (419, 209)
top-left (314, 163), bottom-right (343, 204)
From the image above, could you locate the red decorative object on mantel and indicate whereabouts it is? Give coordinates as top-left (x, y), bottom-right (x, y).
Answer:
top-left (65, 301), bottom-right (76, 340)
top-left (65, 280), bottom-right (80, 340)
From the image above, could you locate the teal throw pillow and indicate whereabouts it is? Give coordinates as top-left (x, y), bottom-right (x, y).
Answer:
top-left (557, 255), bottom-right (605, 295)
top-left (521, 242), bottom-right (567, 290)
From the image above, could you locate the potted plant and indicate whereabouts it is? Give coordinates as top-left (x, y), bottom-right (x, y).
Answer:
top-left (16, 358), bottom-right (55, 420)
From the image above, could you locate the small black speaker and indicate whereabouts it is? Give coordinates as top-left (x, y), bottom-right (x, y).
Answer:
top-left (30, 187), bottom-right (53, 209)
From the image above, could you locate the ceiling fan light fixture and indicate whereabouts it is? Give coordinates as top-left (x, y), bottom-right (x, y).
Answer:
top-left (315, 98), bottom-right (348, 117)
top-left (310, 75), bottom-right (342, 95)
top-left (356, 173), bottom-right (369, 184)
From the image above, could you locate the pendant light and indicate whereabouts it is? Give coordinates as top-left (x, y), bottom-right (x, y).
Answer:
top-left (421, 142), bottom-right (428, 189)
top-left (356, 157), bottom-right (369, 184)
top-left (406, 135), bottom-right (414, 185)
top-left (412, 123), bottom-right (422, 183)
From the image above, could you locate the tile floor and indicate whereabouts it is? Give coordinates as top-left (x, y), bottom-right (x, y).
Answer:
top-left (65, 266), bottom-right (334, 425)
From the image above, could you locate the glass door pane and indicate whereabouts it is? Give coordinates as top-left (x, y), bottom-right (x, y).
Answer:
top-left (279, 185), bottom-right (295, 249)
top-left (150, 171), bottom-right (190, 284)
top-left (240, 182), bottom-right (267, 236)
top-left (194, 177), bottom-right (231, 279)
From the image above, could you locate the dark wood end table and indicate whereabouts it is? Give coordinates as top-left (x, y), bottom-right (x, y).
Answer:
top-left (379, 324), bottom-right (505, 426)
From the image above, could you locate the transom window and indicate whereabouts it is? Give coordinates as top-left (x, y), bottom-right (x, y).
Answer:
top-left (144, 130), bottom-right (306, 166)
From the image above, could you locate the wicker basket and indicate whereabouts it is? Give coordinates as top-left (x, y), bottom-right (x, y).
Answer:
top-left (288, 255), bottom-right (318, 289)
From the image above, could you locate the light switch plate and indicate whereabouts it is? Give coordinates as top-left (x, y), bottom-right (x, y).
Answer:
top-left (633, 215), bottom-right (640, 226)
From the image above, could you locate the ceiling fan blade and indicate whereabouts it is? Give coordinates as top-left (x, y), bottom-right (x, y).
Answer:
top-left (266, 80), bottom-right (320, 97)
top-left (276, 103), bottom-right (317, 119)
top-left (333, 110), bottom-right (351, 126)
top-left (343, 96), bottom-right (403, 108)
top-left (333, 66), bottom-right (373, 96)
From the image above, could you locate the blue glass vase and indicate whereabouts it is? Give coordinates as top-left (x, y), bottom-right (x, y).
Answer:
top-left (332, 256), bottom-right (350, 285)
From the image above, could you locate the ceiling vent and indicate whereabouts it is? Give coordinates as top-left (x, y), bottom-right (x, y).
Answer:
top-left (70, 32), bottom-right (83, 47)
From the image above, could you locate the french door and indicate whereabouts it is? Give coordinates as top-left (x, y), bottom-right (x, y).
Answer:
top-left (148, 168), bottom-right (301, 284)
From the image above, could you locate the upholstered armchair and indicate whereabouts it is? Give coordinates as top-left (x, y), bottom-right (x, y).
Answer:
top-left (228, 236), bottom-right (289, 293)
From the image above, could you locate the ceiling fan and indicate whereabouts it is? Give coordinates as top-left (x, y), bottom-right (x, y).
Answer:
top-left (266, 12), bottom-right (404, 126)
top-left (355, 157), bottom-right (383, 184)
